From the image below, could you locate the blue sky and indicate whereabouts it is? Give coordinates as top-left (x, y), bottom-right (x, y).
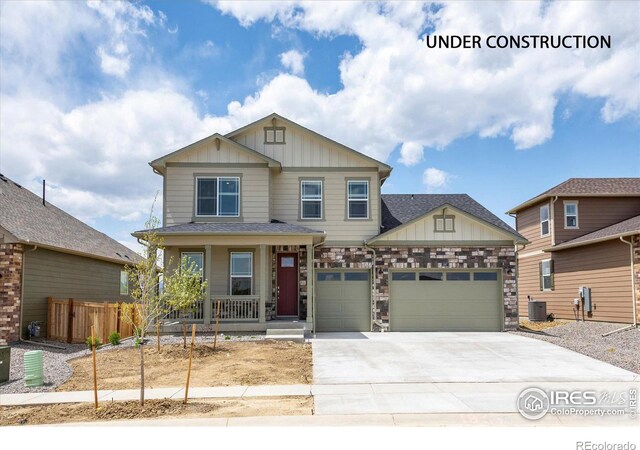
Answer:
top-left (0, 1), bottom-right (638, 251)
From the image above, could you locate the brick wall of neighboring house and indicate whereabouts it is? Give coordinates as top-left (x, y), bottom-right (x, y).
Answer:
top-left (270, 245), bottom-right (308, 320)
top-left (314, 246), bottom-right (518, 331)
top-left (0, 243), bottom-right (23, 344)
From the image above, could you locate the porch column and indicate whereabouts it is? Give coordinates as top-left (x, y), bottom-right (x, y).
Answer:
top-left (204, 245), bottom-right (212, 325)
top-left (306, 243), bottom-right (313, 325)
top-left (259, 244), bottom-right (267, 323)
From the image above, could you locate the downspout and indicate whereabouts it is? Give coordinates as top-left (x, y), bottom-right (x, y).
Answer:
top-left (603, 237), bottom-right (638, 336)
top-left (18, 243), bottom-right (62, 349)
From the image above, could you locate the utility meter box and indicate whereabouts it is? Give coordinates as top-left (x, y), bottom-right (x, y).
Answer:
top-left (579, 287), bottom-right (592, 312)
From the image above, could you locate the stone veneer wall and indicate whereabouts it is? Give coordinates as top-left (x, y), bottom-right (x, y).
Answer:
top-left (0, 243), bottom-right (23, 344)
top-left (269, 245), bottom-right (308, 320)
top-left (314, 246), bottom-right (518, 331)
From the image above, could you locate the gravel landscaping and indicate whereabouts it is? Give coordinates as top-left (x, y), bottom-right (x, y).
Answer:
top-left (0, 333), bottom-right (265, 395)
top-left (511, 321), bottom-right (640, 374)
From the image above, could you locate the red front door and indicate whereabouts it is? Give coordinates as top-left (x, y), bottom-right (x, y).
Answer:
top-left (277, 253), bottom-right (298, 316)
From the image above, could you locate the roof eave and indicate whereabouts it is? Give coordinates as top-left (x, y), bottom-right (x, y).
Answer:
top-left (18, 240), bottom-right (140, 265)
top-left (131, 230), bottom-right (326, 238)
top-left (543, 230), bottom-right (640, 252)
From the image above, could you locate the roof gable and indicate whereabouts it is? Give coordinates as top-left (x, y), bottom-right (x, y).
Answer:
top-left (0, 174), bottom-right (140, 264)
top-left (226, 113), bottom-right (392, 172)
top-left (150, 133), bottom-right (281, 172)
top-left (374, 194), bottom-right (525, 243)
top-left (508, 178), bottom-right (640, 214)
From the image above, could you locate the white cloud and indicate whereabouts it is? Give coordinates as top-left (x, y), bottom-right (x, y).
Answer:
top-left (280, 49), bottom-right (306, 75)
top-left (398, 142), bottom-right (424, 166)
top-left (97, 46), bottom-right (131, 77)
top-left (422, 167), bottom-right (451, 192)
top-left (211, 1), bottom-right (639, 162)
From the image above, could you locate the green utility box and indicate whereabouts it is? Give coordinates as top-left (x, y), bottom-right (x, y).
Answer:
top-left (0, 346), bottom-right (10, 383)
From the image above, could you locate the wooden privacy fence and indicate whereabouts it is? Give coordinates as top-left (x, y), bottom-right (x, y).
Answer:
top-left (47, 298), bottom-right (139, 344)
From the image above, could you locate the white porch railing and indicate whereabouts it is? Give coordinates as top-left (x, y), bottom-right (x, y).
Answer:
top-left (212, 295), bottom-right (260, 321)
top-left (164, 299), bottom-right (204, 322)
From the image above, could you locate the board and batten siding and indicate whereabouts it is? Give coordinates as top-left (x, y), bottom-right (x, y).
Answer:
top-left (375, 210), bottom-right (510, 242)
top-left (231, 125), bottom-right (374, 168)
top-left (516, 199), bottom-right (553, 252)
top-left (553, 197), bottom-right (640, 245)
top-left (164, 165), bottom-right (270, 226)
top-left (270, 170), bottom-right (380, 243)
top-left (22, 248), bottom-right (131, 336)
top-left (518, 239), bottom-right (634, 323)
top-left (168, 139), bottom-right (267, 165)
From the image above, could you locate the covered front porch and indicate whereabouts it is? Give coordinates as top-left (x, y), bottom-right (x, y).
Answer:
top-left (158, 224), bottom-right (325, 332)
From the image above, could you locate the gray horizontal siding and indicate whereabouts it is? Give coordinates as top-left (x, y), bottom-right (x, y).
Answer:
top-left (22, 248), bottom-right (132, 336)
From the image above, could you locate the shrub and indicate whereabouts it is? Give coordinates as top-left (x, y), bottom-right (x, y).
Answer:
top-left (108, 331), bottom-right (121, 346)
top-left (224, 335), bottom-right (231, 340)
top-left (86, 335), bottom-right (102, 349)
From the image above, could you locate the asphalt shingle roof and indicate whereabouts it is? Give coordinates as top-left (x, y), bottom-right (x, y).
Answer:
top-left (508, 178), bottom-right (640, 213)
top-left (136, 221), bottom-right (325, 235)
top-left (380, 194), bottom-right (524, 240)
top-left (552, 214), bottom-right (640, 250)
top-left (0, 174), bottom-right (140, 264)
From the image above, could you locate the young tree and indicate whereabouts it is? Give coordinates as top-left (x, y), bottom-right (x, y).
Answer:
top-left (122, 204), bottom-right (165, 406)
top-left (123, 199), bottom-right (207, 406)
top-left (163, 256), bottom-right (208, 348)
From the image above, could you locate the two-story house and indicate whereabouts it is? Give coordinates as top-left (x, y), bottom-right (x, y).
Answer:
top-left (136, 113), bottom-right (526, 333)
top-left (508, 178), bottom-right (640, 324)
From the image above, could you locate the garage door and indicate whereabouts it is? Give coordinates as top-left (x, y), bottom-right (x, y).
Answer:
top-left (390, 270), bottom-right (501, 331)
top-left (316, 270), bottom-right (370, 332)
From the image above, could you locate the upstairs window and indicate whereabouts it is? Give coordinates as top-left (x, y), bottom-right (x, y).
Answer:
top-left (264, 127), bottom-right (286, 144)
top-left (347, 180), bottom-right (369, 219)
top-left (539, 259), bottom-right (554, 291)
top-left (434, 215), bottom-right (455, 232)
top-left (564, 201), bottom-right (579, 229)
top-left (301, 180), bottom-right (323, 219)
top-left (540, 204), bottom-right (550, 236)
top-left (196, 177), bottom-right (239, 217)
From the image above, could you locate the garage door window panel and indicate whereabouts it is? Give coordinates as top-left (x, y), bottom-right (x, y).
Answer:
top-left (317, 272), bottom-right (341, 282)
top-left (392, 272), bottom-right (416, 281)
top-left (446, 272), bottom-right (471, 281)
top-left (345, 272), bottom-right (369, 281)
top-left (474, 272), bottom-right (498, 281)
top-left (419, 272), bottom-right (443, 281)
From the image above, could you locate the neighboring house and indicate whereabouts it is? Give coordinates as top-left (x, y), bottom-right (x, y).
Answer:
top-left (0, 174), bottom-right (139, 344)
top-left (135, 113), bottom-right (526, 333)
top-left (507, 178), bottom-right (640, 324)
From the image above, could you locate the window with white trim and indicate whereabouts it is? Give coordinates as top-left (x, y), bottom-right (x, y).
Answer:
top-left (196, 177), bottom-right (239, 217)
top-left (540, 259), bottom-right (554, 291)
top-left (564, 201), bottom-right (578, 229)
top-left (120, 270), bottom-right (128, 295)
top-left (300, 180), bottom-right (322, 219)
top-left (181, 252), bottom-right (204, 282)
top-left (347, 180), bottom-right (369, 219)
top-left (540, 204), bottom-right (550, 236)
top-left (230, 252), bottom-right (252, 295)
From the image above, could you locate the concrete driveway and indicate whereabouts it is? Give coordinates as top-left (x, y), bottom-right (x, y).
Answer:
top-left (312, 332), bottom-right (638, 384)
top-left (311, 332), bottom-right (640, 417)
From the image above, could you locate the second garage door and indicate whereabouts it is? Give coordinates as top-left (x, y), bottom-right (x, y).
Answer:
top-left (316, 270), bottom-right (370, 332)
top-left (390, 270), bottom-right (502, 332)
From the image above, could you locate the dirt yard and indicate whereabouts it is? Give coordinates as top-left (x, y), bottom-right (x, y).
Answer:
top-left (0, 397), bottom-right (313, 426)
top-left (58, 340), bottom-right (312, 391)
top-left (519, 319), bottom-right (570, 331)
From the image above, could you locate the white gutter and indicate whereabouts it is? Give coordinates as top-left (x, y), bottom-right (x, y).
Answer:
top-left (363, 243), bottom-right (382, 332)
